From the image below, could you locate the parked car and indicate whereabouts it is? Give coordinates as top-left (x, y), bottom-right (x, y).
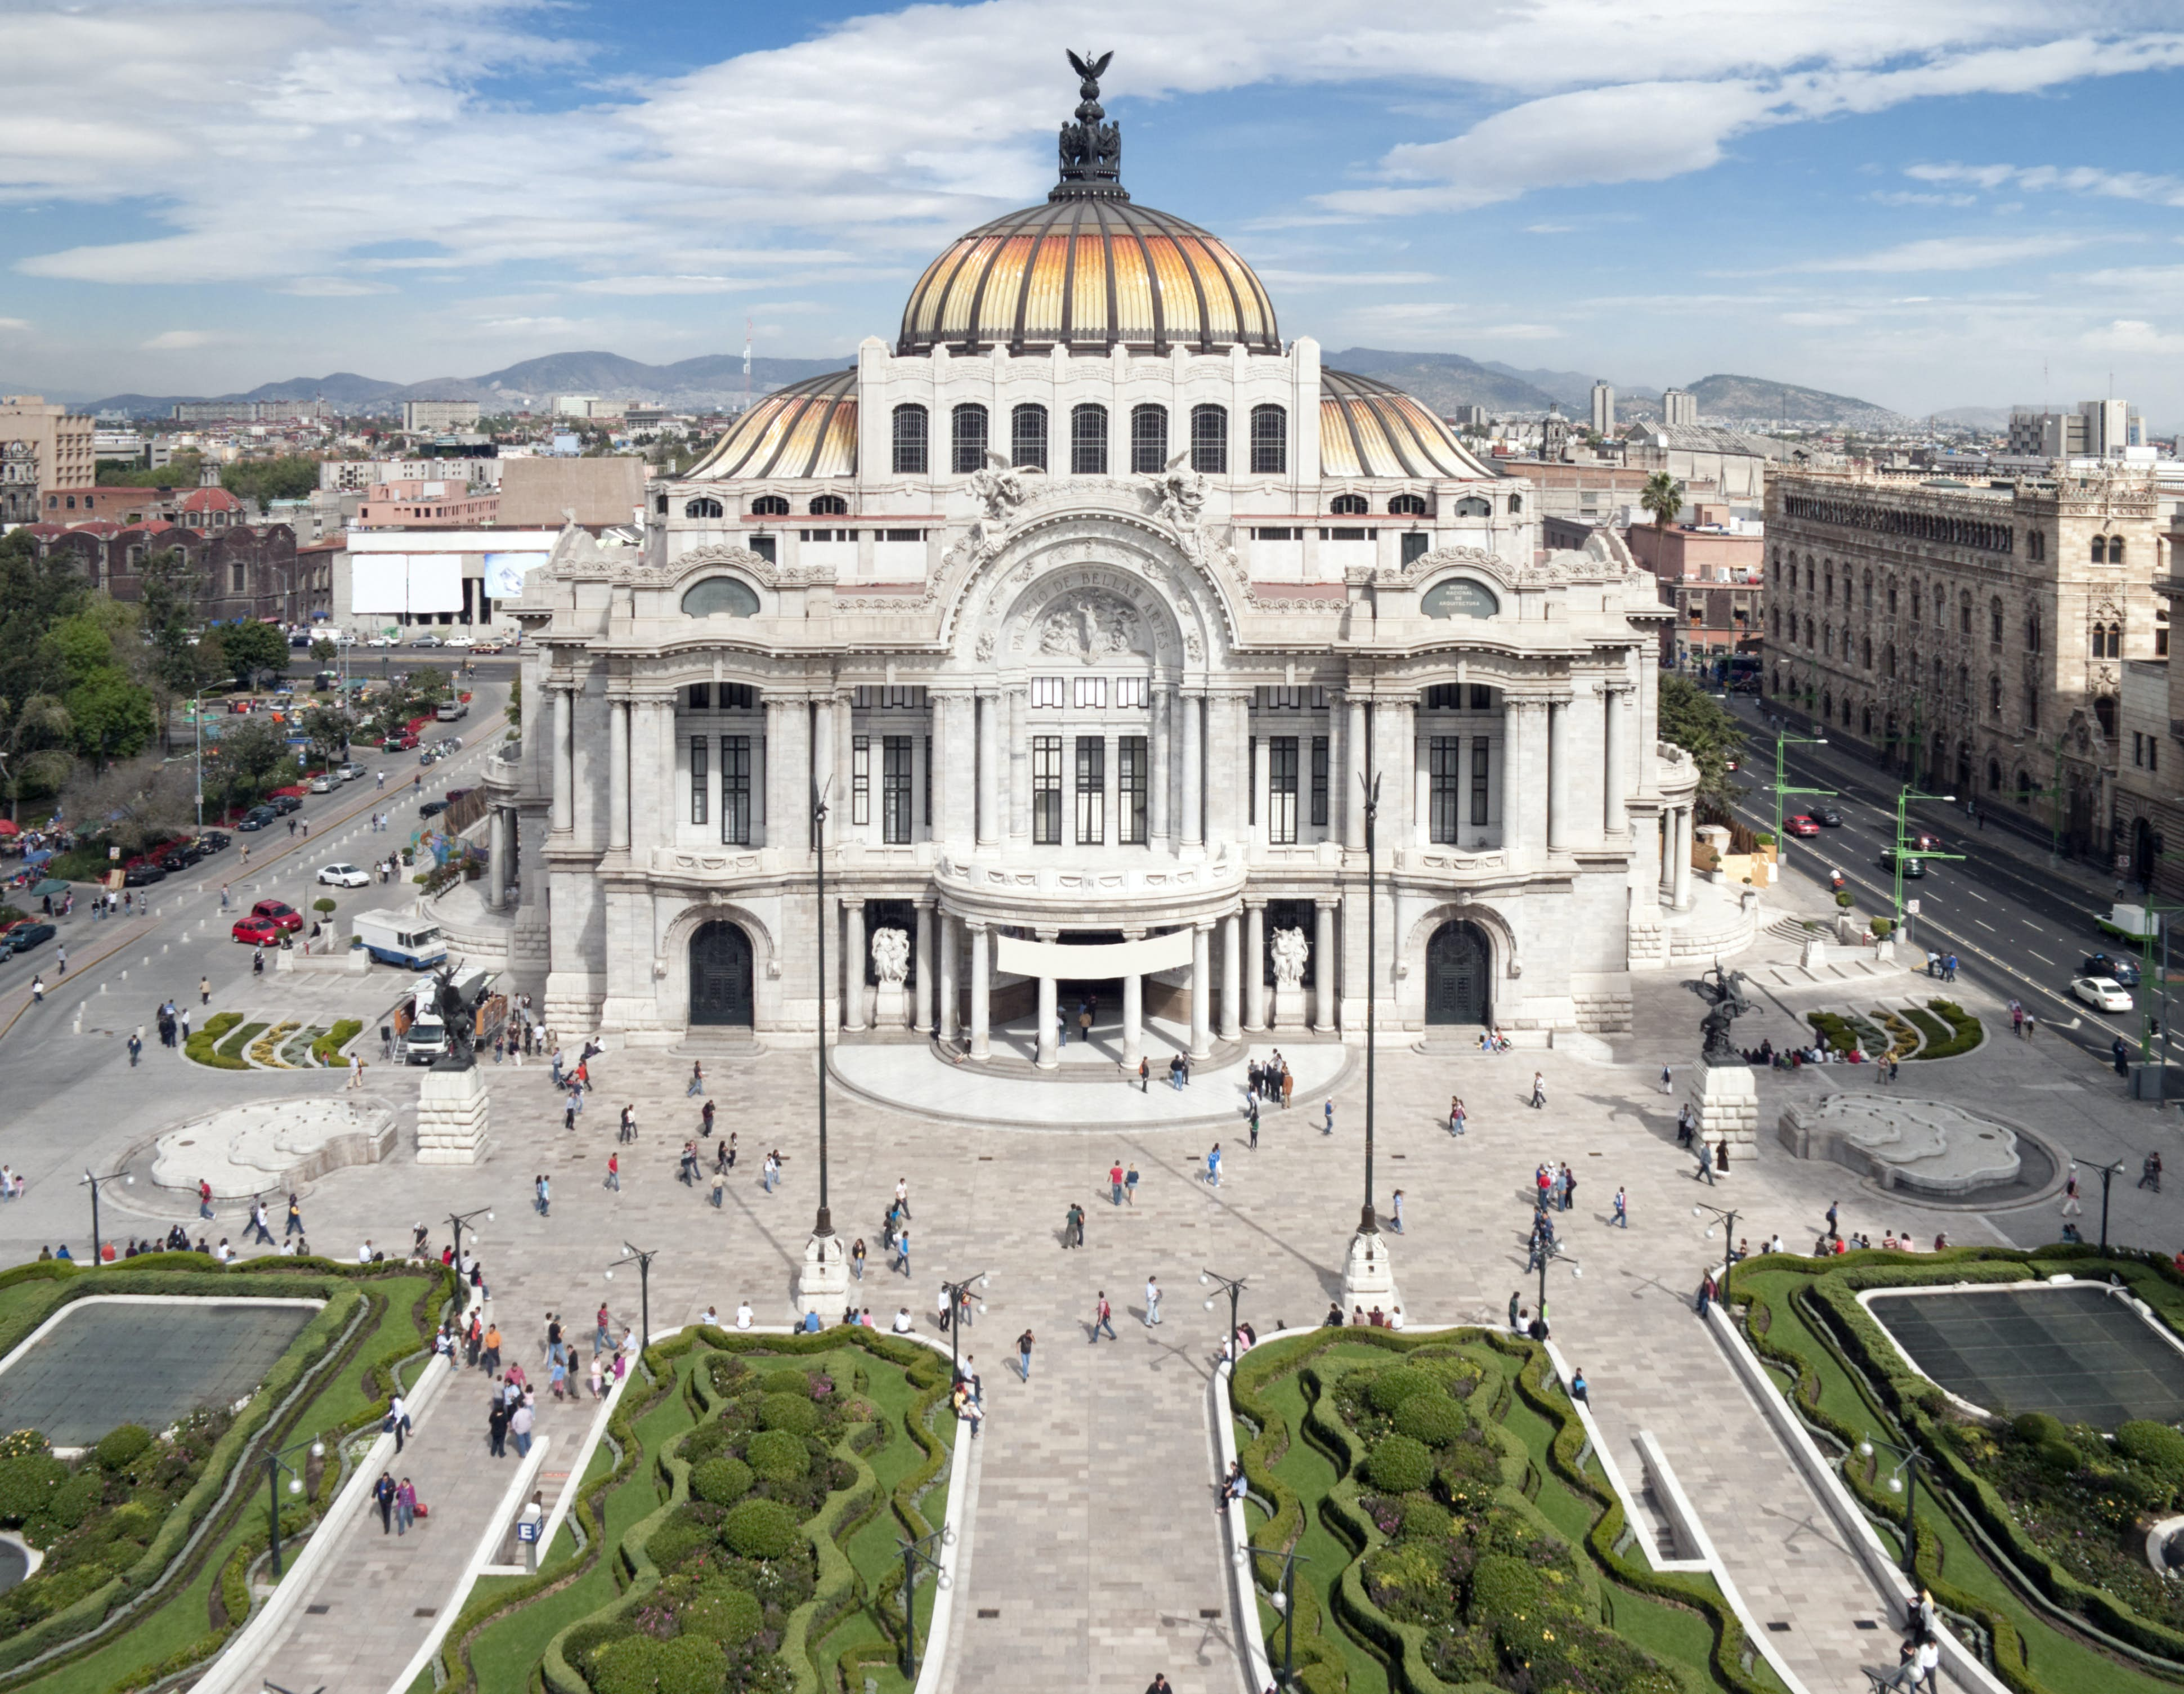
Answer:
top-left (443, 633), bottom-right (473, 648)
top-left (122, 862), bottom-right (167, 887)
top-left (250, 899), bottom-right (303, 933)
top-left (1879, 847), bottom-right (1927, 877)
top-left (337, 763), bottom-right (365, 782)
top-left (316, 862), bottom-right (370, 888)
top-left (237, 806), bottom-right (276, 832)
top-left (231, 915), bottom-right (283, 945)
top-left (410, 634), bottom-right (443, 648)
top-left (384, 733), bottom-right (419, 752)
top-left (197, 831), bottom-right (231, 854)
top-left (308, 774), bottom-right (339, 794)
top-left (2071, 975), bottom-right (2133, 1012)
top-left (419, 799), bottom-right (450, 819)
top-left (158, 844), bottom-right (203, 873)
top-left (1783, 814), bottom-right (1822, 838)
top-left (472, 640), bottom-right (502, 655)
top-left (268, 793), bottom-right (302, 815)
top-left (2082, 952), bottom-right (2143, 987)
top-left (364, 635), bottom-right (396, 648)
top-left (7, 922), bottom-right (55, 954)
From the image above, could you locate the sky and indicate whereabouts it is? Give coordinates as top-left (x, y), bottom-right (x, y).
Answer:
top-left (3, 0), bottom-right (2184, 421)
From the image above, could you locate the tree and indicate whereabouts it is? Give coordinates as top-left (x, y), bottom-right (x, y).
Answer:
top-left (1640, 471), bottom-right (1684, 530)
top-left (0, 695), bottom-right (73, 822)
top-left (96, 452), bottom-right (202, 490)
top-left (47, 609), bottom-right (154, 767)
top-left (310, 637), bottom-right (338, 666)
top-left (59, 755), bottom-right (193, 854)
top-left (220, 455), bottom-right (321, 505)
top-left (299, 705), bottom-right (351, 767)
top-left (222, 620), bottom-right (290, 690)
top-left (505, 673), bottom-right (521, 728)
top-left (0, 529), bottom-right (88, 709)
top-left (204, 716), bottom-right (296, 812)
top-left (405, 665), bottom-right (451, 706)
top-left (1657, 674), bottom-right (1746, 805)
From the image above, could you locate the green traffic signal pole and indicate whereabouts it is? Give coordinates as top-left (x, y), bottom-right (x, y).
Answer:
top-left (2136, 889), bottom-right (2184, 1067)
top-left (1771, 728), bottom-right (1833, 852)
top-left (1892, 785), bottom-right (1964, 952)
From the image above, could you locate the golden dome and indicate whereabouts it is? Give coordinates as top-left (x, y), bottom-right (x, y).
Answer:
top-left (687, 368), bottom-right (857, 481)
top-left (1319, 370), bottom-right (1489, 480)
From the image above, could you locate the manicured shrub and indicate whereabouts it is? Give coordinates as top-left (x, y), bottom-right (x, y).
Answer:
top-left (44, 1470), bottom-right (101, 1531)
top-left (744, 1429), bottom-right (808, 1483)
top-left (1467, 1553), bottom-right (1548, 1628)
top-left (2036, 1438), bottom-right (2081, 1476)
top-left (93, 1426), bottom-right (153, 1473)
top-left (690, 1457), bottom-right (754, 1505)
top-left (679, 1580), bottom-right (763, 1645)
top-left (0, 1454), bottom-right (67, 1524)
top-left (1396, 1497), bottom-right (1452, 1543)
top-left (721, 1498), bottom-right (799, 1560)
top-left (1393, 1392), bottom-right (1464, 1448)
top-left (1367, 1367), bottom-right (1435, 1414)
top-left (643, 1514), bottom-right (713, 1574)
top-left (2118, 1420), bottom-right (2184, 1480)
top-left (1366, 1434), bottom-right (1433, 1495)
top-left (759, 1369), bottom-right (813, 1399)
top-left (757, 1392), bottom-right (818, 1436)
top-left (590, 1633), bottom-right (727, 1694)
top-left (2012, 1410), bottom-right (2065, 1446)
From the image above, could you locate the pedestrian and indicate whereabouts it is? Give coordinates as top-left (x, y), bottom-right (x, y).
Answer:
top-left (1696, 1271), bottom-right (1716, 1318)
top-left (1138, 1055), bottom-right (1149, 1092)
top-left (1612, 1186), bottom-right (1628, 1228)
top-left (127, 1030), bottom-right (142, 1067)
top-left (895, 1222), bottom-right (911, 1277)
top-left (387, 1390), bottom-right (411, 1452)
top-left (1092, 1289), bottom-right (1116, 1343)
top-left (285, 1193), bottom-right (303, 1238)
top-left (1109, 1160), bottom-right (1125, 1205)
top-left (1695, 1139), bottom-right (1716, 1185)
top-left (1530, 1070), bottom-right (1546, 1109)
top-left (1144, 1276), bottom-right (1161, 1326)
top-left (1508, 1290), bottom-right (1521, 1330)
top-left (511, 1396), bottom-right (534, 1457)
top-left (1659, 1063), bottom-right (1673, 1095)
top-left (710, 1169), bottom-right (725, 1209)
top-left (619, 1104), bottom-right (635, 1142)
top-left (249, 1198), bottom-right (275, 1245)
top-left (1323, 1100), bottom-right (1334, 1136)
top-left (2143, 1151), bottom-right (2164, 1193)
top-left (1065, 1202), bottom-right (1085, 1247)
top-left (395, 1476), bottom-right (417, 1535)
top-left (1206, 1142), bottom-right (1221, 1187)
top-left (1246, 1096), bottom-right (1259, 1149)
top-left (199, 975), bottom-right (211, 1006)
top-left (1124, 1164), bottom-right (1139, 1205)
top-left (2061, 1164), bottom-right (2082, 1216)
top-left (605, 1151), bottom-right (620, 1192)
top-left (374, 1471), bottom-right (397, 1534)
top-left (1390, 1188), bottom-right (1404, 1234)
top-left (1017, 1328), bottom-right (1034, 1382)
top-left (198, 1177), bottom-right (213, 1220)
top-left (535, 1173), bottom-right (551, 1216)
top-left (1826, 1200), bottom-right (1840, 1241)
top-left (686, 1060), bottom-right (704, 1097)
top-left (1569, 1367), bottom-right (1590, 1404)
top-left (852, 1238), bottom-right (866, 1280)
top-left (1450, 1096), bottom-right (1466, 1136)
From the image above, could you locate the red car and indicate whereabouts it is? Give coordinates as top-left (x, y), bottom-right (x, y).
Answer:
top-left (250, 899), bottom-right (303, 933)
top-left (231, 915), bottom-right (282, 945)
top-left (1783, 814), bottom-right (1822, 838)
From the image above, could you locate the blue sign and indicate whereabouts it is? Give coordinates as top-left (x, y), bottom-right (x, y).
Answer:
top-left (516, 1520), bottom-right (540, 1543)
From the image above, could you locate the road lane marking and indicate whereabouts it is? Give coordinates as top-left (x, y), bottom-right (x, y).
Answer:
top-left (1966, 889), bottom-right (1988, 902)
top-left (2028, 952), bottom-right (2055, 966)
top-left (1975, 921), bottom-right (1996, 932)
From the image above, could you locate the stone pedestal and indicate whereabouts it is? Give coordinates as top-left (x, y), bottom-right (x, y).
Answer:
top-left (1687, 1063), bottom-right (1758, 1165)
top-left (416, 1064), bottom-right (489, 1165)
top-left (794, 1228), bottom-right (851, 1319)
top-left (873, 983), bottom-right (907, 1029)
top-left (1339, 1226), bottom-right (1399, 1317)
top-left (1799, 938), bottom-right (1829, 970)
top-left (1273, 986), bottom-right (1308, 1029)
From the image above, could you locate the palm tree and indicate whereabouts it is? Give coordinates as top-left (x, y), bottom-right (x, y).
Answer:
top-left (1641, 472), bottom-right (1684, 530)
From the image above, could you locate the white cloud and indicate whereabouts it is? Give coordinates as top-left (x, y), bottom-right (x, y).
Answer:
top-left (1254, 269), bottom-right (1440, 286)
top-left (2083, 317), bottom-right (2184, 355)
top-left (1753, 234), bottom-right (2097, 274)
top-left (141, 329), bottom-right (218, 349)
top-left (0, 317), bottom-right (27, 331)
top-left (1909, 160), bottom-right (2184, 207)
top-left (274, 277), bottom-right (394, 297)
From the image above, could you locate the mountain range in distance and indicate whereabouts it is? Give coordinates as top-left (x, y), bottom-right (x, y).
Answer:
top-left (57, 346), bottom-right (1933, 432)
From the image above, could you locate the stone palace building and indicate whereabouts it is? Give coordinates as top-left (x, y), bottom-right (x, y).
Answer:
top-left (476, 60), bottom-right (1731, 1058)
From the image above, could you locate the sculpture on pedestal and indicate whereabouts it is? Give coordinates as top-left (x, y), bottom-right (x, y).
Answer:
top-left (871, 927), bottom-right (911, 1028)
top-left (1269, 927), bottom-right (1309, 991)
top-left (1689, 962), bottom-right (1755, 1066)
top-left (431, 963), bottom-right (478, 1071)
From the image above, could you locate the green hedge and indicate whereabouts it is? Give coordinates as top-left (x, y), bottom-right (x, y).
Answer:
top-left (184, 1012), bottom-right (245, 1070)
top-left (309, 1018), bottom-right (364, 1065)
top-left (1915, 998), bottom-right (1983, 1059)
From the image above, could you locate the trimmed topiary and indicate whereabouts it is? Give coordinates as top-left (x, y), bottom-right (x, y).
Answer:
top-left (1366, 1434), bottom-right (1433, 1495)
top-left (721, 1497), bottom-right (799, 1560)
top-left (92, 1426), bottom-right (153, 1473)
top-left (590, 1634), bottom-right (728, 1694)
top-left (679, 1579), bottom-right (764, 1645)
top-left (1467, 1553), bottom-right (1548, 1629)
top-left (1396, 1497), bottom-right (1453, 1543)
top-left (759, 1368), bottom-right (814, 1399)
top-left (0, 1454), bottom-right (68, 1525)
top-left (2035, 1437), bottom-right (2081, 1476)
top-left (758, 1392), bottom-right (819, 1436)
top-left (1367, 1368), bottom-right (1436, 1414)
top-left (2118, 1420), bottom-right (2184, 1481)
top-left (691, 1457), bottom-right (754, 1505)
top-left (2012, 1410), bottom-right (2066, 1446)
top-left (744, 1429), bottom-right (809, 1483)
top-left (1393, 1392), bottom-right (1464, 1448)
top-left (44, 1469), bottom-right (101, 1531)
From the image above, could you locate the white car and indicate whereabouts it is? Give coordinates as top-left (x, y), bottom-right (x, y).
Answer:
top-left (308, 774), bottom-right (339, 794)
top-left (364, 635), bottom-right (396, 648)
top-left (2070, 975), bottom-right (2133, 1012)
top-left (443, 634), bottom-right (473, 649)
top-left (316, 863), bottom-right (370, 888)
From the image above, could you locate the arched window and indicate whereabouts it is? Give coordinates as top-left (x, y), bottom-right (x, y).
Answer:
top-left (1931, 657), bottom-right (1943, 692)
top-left (2016, 768), bottom-right (2031, 806)
top-left (1249, 404), bottom-right (1287, 474)
top-left (1189, 404), bottom-right (1227, 474)
top-left (1823, 567), bottom-right (1834, 604)
top-left (682, 576), bottom-right (760, 617)
top-left (1129, 404), bottom-right (1168, 474)
top-left (2108, 622), bottom-right (2123, 658)
top-left (1989, 673), bottom-right (2002, 715)
top-left (1959, 592), bottom-right (1971, 634)
top-left (1887, 584), bottom-right (1897, 616)
top-left (1071, 404), bottom-right (1108, 475)
top-left (1453, 495), bottom-right (1492, 518)
top-left (2025, 610), bottom-right (2041, 653)
top-left (1823, 623), bottom-right (1834, 657)
top-left (749, 495), bottom-right (789, 517)
top-left (1331, 493), bottom-right (1369, 516)
top-left (683, 497), bottom-right (724, 519)
top-left (1862, 570), bottom-right (1873, 611)
top-left (1803, 615), bottom-right (1814, 646)
top-left (1986, 757), bottom-right (2001, 794)
top-left (1010, 403), bottom-right (1049, 470)
top-left (1388, 492), bottom-right (1428, 516)
top-left (2029, 530), bottom-right (2045, 561)
top-left (1956, 664), bottom-right (1968, 701)
top-left (2092, 536), bottom-right (2108, 563)
top-left (2159, 607), bottom-right (2170, 658)
top-left (951, 403), bottom-right (988, 474)
top-left (1508, 495), bottom-right (1523, 514)
top-left (2091, 624), bottom-right (2107, 659)
top-left (1861, 706), bottom-right (1874, 737)
top-left (1860, 635), bottom-right (1872, 670)
top-left (2096, 694), bottom-right (2117, 738)
top-left (808, 494), bottom-right (847, 516)
top-left (1909, 580), bottom-right (1921, 622)
top-left (1822, 691), bottom-right (1833, 720)
top-left (891, 403), bottom-right (928, 475)
top-left (1990, 598), bottom-right (2003, 643)
top-left (2111, 537), bottom-right (2126, 564)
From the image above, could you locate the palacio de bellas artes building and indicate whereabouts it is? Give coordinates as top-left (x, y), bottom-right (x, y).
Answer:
top-left (463, 56), bottom-right (1755, 1126)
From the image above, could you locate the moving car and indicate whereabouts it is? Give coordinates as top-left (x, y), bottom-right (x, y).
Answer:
top-left (364, 635), bottom-right (396, 648)
top-left (6, 922), bottom-right (55, 954)
top-left (1783, 814), bottom-right (1822, 838)
top-left (337, 763), bottom-right (365, 782)
top-left (2071, 975), bottom-right (2133, 1012)
top-left (419, 799), bottom-right (450, 819)
top-left (472, 641), bottom-right (502, 655)
top-left (1879, 847), bottom-right (1927, 878)
top-left (2082, 952), bottom-right (2143, 988)
top-left (1909, 830), bottom-right (1948, 853)
top-left (122, 862), bottom-right (167, 887)
top-left (442, 634), bottom-right (473, 648)
top-left (316, 863), bottom-right (369, 888)
top-left (231, 915), bottom-right (283, 945)
top-left (1814, 808), bottom-right (1843, 827)
top-left (236, 806), bottom-right (276, 832)
top-left (250, 899), bottom-right (303, 933)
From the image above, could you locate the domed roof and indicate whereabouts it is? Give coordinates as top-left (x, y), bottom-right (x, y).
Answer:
top-left (897, 51), bottom-right (1278, 357)
top-left (1319, 370), bottom-right (1489, 480)
top-left (687, 368), bottom-right (857, 482)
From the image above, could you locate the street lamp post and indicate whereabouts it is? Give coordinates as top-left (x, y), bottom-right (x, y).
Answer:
top-left (1692, 1201), bottom-right (1739, 1307)
top-left (896, 1526), bottom-right (954, 1678)
top-left (1856, 1435), bottom-right (1924, 1575)
top-left (936, 1271), bottom-right (988, 1386)
top-left (78, 1168), bottom-right (133, 1264)
top-left (262, 1431), bottom-right (327, 1578)
top-left (445, 1205), bottom-right (492, 1306)
top-left (603, 1242), bottom-right (659, 1362)
top-left (1890, 785), bottom-right (1962, 949)
top-left (796, 786), bottom-right (845, 1316)
top-left (1200, 1270), bottom-right (1247, 1358)
top-left (2061, 1153), bottom-right (2125, 1256)
top-left (1340, 745), bottom-right (1396, 1313)
top-left (1771, 729), bottom-right (1832, 852)
top-left (1259, 1544), bottom-right (1314, 1689)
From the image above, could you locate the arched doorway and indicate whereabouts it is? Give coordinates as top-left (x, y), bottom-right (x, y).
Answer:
top-left (1425, 921), bottom-right (1491, 1026)
top-left (690, 921), bottom-right (754, 1027)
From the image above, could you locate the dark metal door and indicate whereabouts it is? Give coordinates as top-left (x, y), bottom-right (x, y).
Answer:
top-left (690, 922), bottom-right (753, 1027)
top-left (1425, 922), bottom-right (1488, 1025)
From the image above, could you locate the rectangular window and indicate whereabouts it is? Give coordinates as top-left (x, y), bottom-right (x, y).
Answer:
top-left (851, 733), bottom-right (870, 826)
top-left (922, 735), bottom-right (932, 825)
top-left (1470, 736), bottom-right (1491, 827)
top-left (1032, 736), bottom-right (1063, 844)
top-left (1130, 404), bottom-right (1169, 474)
top-left (1471, 684), bottom-right (1493, 711)
top-left (1071, 404), bottom-right (1108, 476)
top-left (881, 735), bottom-right (913, 844)
top-left (1250, 403), bottom-right (1287, 474)
top-left (690, 735), bottom-right (708, 826)
top-left (1429, 736), bottom-right (1462, 844)
top-left (719, 736), bottom-right (751, 845)
top-left (1030, 676), bottom-right (1066, 709)
top-left (1268, 736), bottom-right (1299, 845)
top-left (1311, 735), bottom-right (1329, 827)
top-left (1075, 736), bottom-right (1106, 845)
top-left (1114, 676), bottom-right (1148, 709)
top-left (1073, 676), bottom-right (1107, 709)
top-left (1400, 532), bottom-right (1429, 566)
top-left (1118, 736), bottom-right (1149, 844)
top-left (688, 683), bottom-right (711, 710)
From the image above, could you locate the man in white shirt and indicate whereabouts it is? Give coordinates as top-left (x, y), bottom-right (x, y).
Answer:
top-left (892, 1307), bottom-right (915, 1334)
top-left (735, 1301), bottom-right (754, 1329)
top-left (357, 1239), bottom-right (374, 1264)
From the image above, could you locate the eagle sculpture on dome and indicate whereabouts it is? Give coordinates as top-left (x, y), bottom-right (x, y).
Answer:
top-left (1057, 50), bottom-right (1122, 190)
top-left (1067, 48), bottom-right (1112, 95)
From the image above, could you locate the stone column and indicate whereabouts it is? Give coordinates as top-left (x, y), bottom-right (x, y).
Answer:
top-left (842, 899), bottom-right (867, 1032)
top-left (1249, 724), bottom-right (1268, 849)
top-left (836, 691), bottom-right (856, 846)
top-left (1314, 898), bottom-right (1338, 1033)
top-left (1345, 694), bottom-right (1368, 851)
top-left (1672, 806), bottom-right (1694, 910)
top-left (937, 911), bottom-right (959, 1043)
top-left (1211, 693), bottom-right (1250, 848)
top-left (487, 806), bottom-right (510, 910)
top-left (1658, 812), bottom-right (1675, 895)
top-left (976, 691), bottom-right (1000, 848)
top-left (1181, 692), bottom-right (1205, 850)
top-left (1008, 686), bottom-right (1030, 842)
top-left (1122, 966), bottom-right (1143, 1068)
top-left (812, 696), bottom-right (835, 847)
top-left (1503, 700), bottom-right (1540, 867)
top-left (967, 921), bottom-right (990, 1060)
top-left (551, 683), bottom-right (574, 832)
top-left (1602, 687), bottom-right (1627, 836)
top-left (629, 698), bottom-right (661, 855)
top-left (1149, 687), bottom-right (1172, 845)
top-left (1189, 922), bottom-right (1214, 1059)
top-left (1546, 698), bottom-right (1569, 853)
top-left (762, 695), bottom-right (796, 852)
top-left (913, 900), bottom-right (934, 1035)
top-left (1036, 929), bottom-right (1059, 1069)
top-left (607, 697), bottom-right (631, 853)
top-left (1220, 909), bottom-right (1243, 1041)
top-left (1243, 902), bottom-right (1268, 1030)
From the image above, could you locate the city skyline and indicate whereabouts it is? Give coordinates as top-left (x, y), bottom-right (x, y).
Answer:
top-left (3, 1), bottom-right (2183, 420)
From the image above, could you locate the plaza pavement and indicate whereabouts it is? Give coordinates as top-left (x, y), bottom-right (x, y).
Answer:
top-left (0, 866), bottom-right (2175, 1691)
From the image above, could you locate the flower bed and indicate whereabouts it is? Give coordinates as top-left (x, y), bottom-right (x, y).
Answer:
top-left (185, 1012), bottom-right (246, 1070)
top-left (1232, 1327), bottom-right (1769, 1694)
top-left (309, 1019), bottom-right (364, 1065)
top-left (1913, 997), bottom-right (1982, 1059)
